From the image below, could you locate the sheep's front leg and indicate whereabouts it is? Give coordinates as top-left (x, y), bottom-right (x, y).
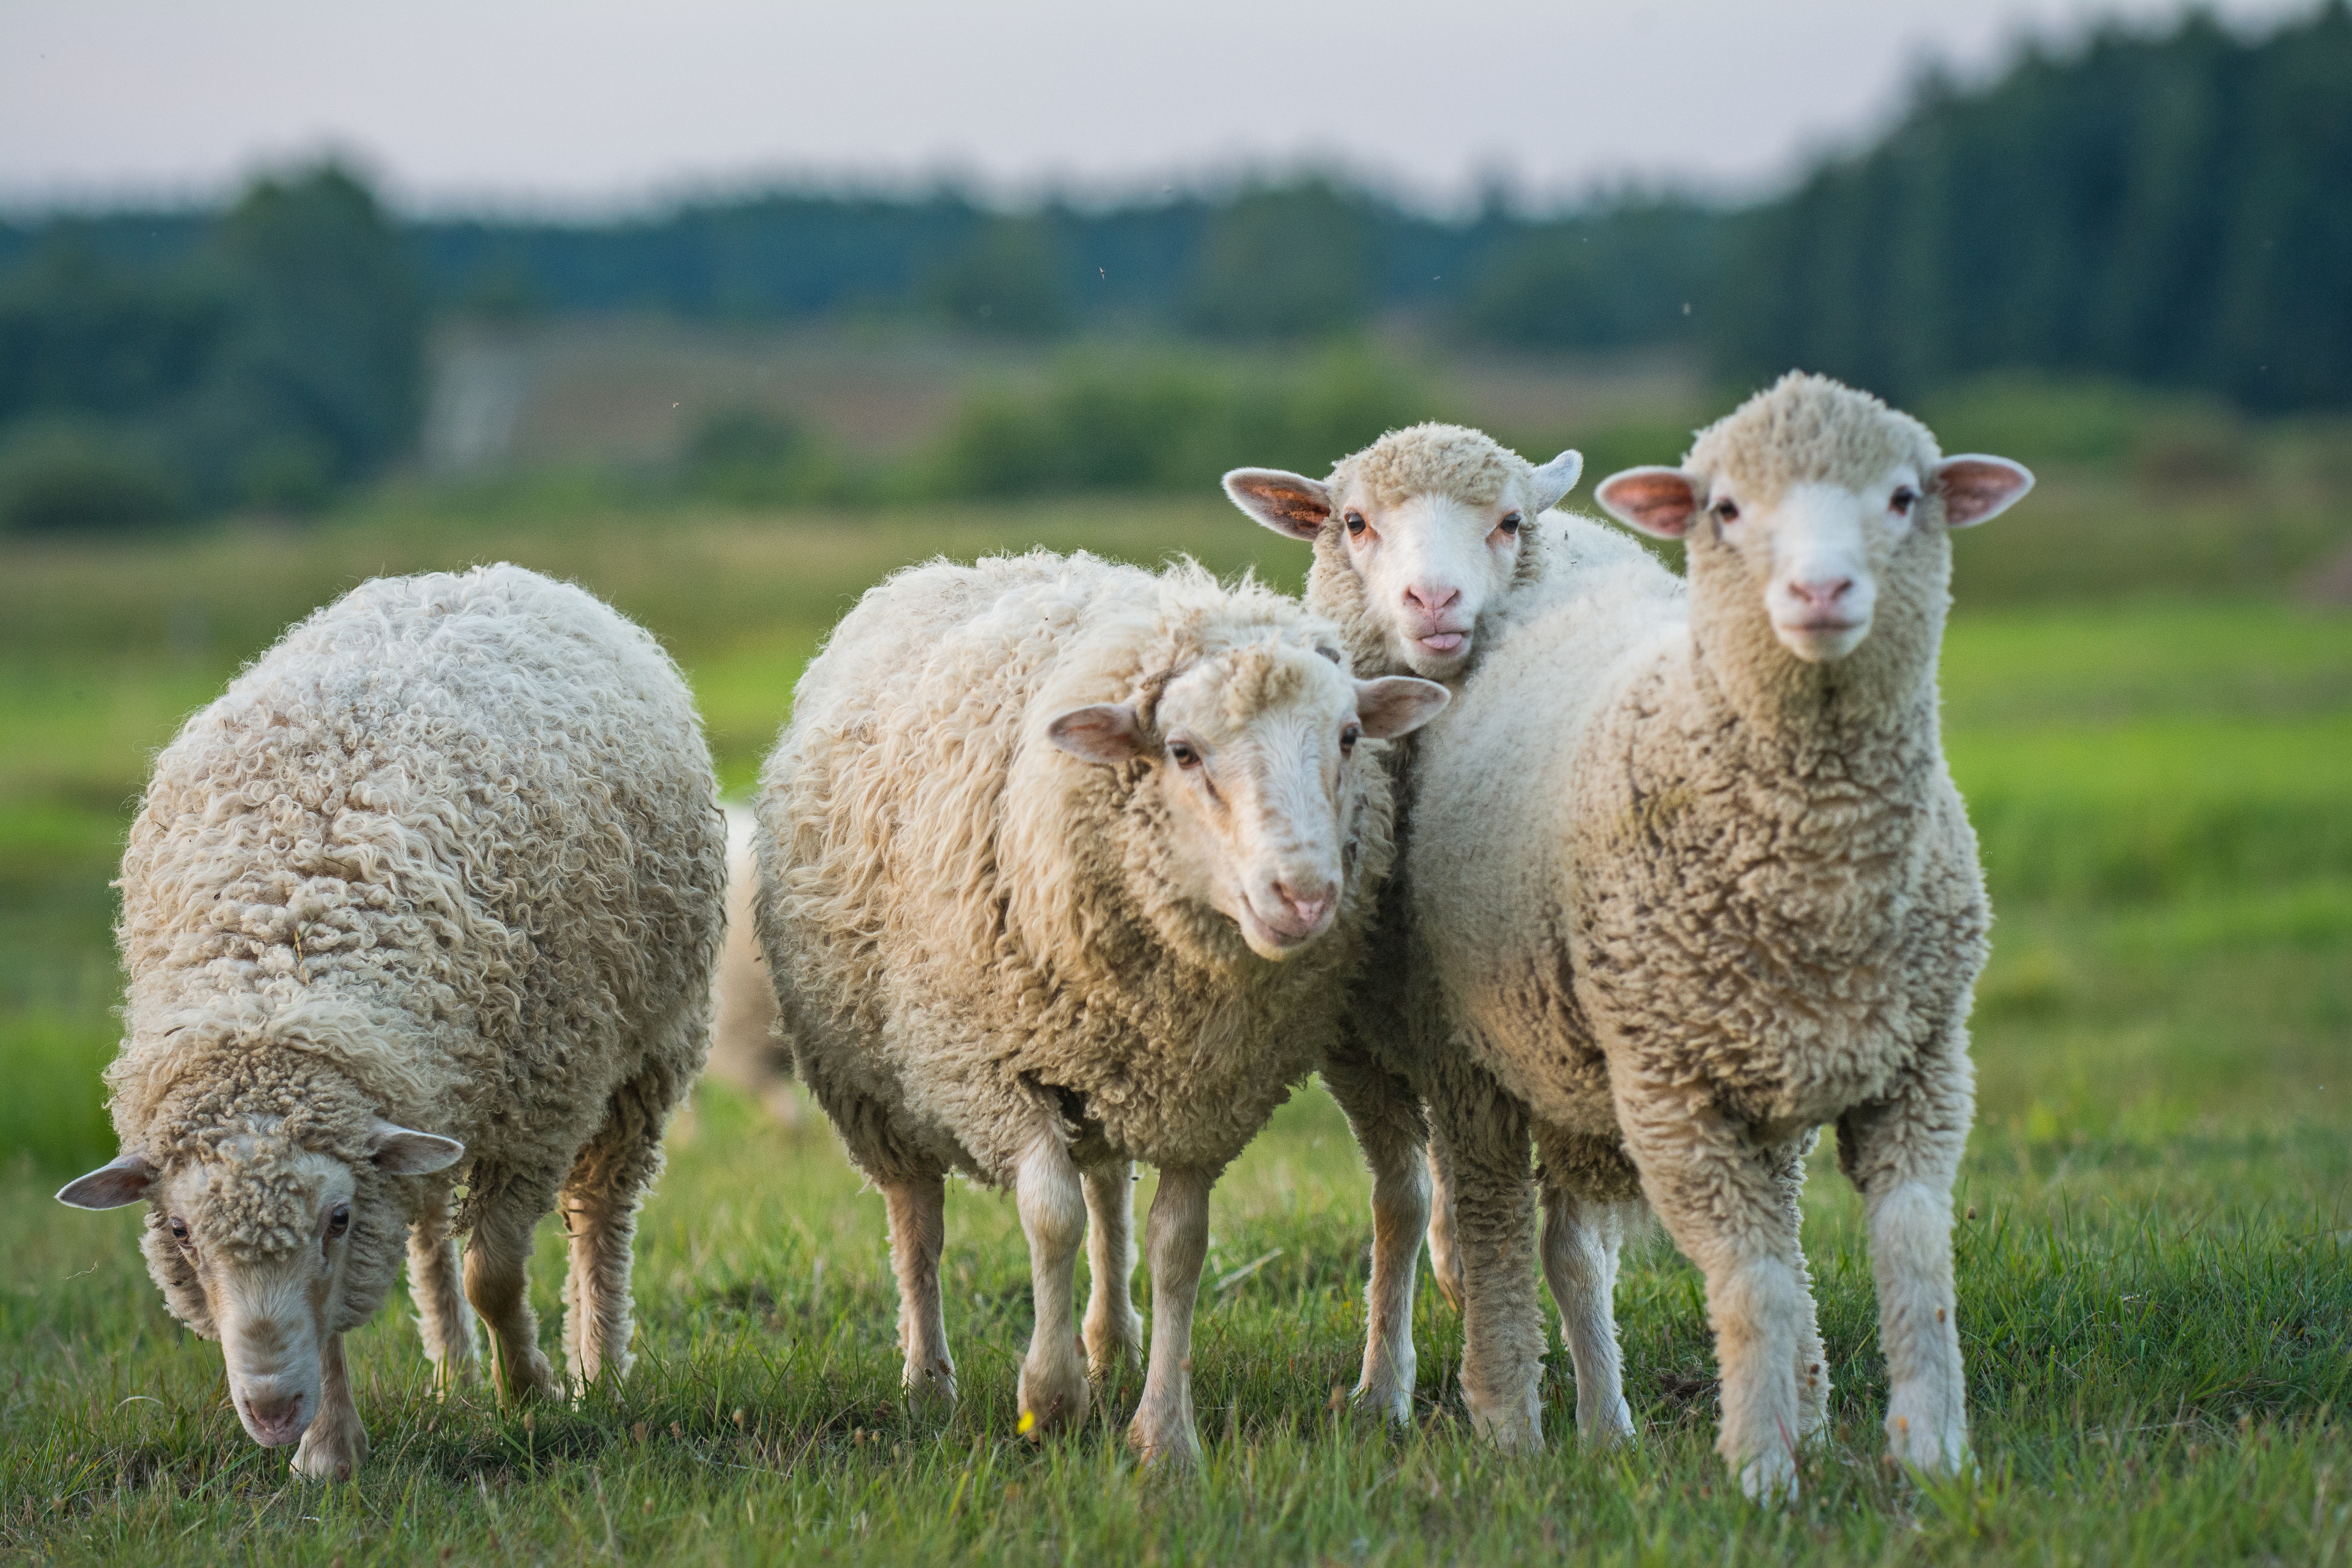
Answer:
top-left (289, 1333), bottom-right (368, 1481)
top-left (1838, 1032), bottom-right (1975, 1476)
top-left (1615, 1082), bottom-right (1812, 1500)
top-left (462, 1178), bottom-right (560, 1403)
top-left (406, 1199), bottom-right (477, 1390)
top-left (1428, 1058), bottom-right (1544, 1452)
top-left (1015, 1139), bottom-right (1091, 1435)
top-left (1129, 1164), bottom-right (1214, 1468)
top-left (1765, 1136), bottom-right (1831, 1439)
top-left (1082, 1163), bottom-right (1143, 1384)
top-left (885, 1174), bottom-right (957, 1416)
top-left (1321, 1046), bottom-right (1431, 1424)
top-left (1540, 1183), bottom-right (1635, 1448)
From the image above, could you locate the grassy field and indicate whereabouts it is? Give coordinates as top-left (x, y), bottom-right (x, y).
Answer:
top-left (2, 466), bottom-right (2348, 1564)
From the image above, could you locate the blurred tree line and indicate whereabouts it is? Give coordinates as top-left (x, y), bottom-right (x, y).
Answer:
top-left (0, 4), bottom-right (2344, 528)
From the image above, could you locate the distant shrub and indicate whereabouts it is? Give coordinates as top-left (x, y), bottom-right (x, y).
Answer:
top-left (683, 405), bottom-right (851, 506)
top-left (1916, 375), bottom-right (2216, 467)
top-left (0, 418), bottom-right (184, 532)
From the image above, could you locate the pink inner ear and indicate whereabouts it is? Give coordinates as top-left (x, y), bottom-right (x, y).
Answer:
top-left (1937, 458), bottom-right (2032, 526)
top-left (1597, 469), bottom-right (1699, 537)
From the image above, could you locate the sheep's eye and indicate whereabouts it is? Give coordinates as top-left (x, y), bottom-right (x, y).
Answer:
top-left (1497, 512), bottom-right (1522, 537)
top-left (327, 1205), bottom-right (350, 1240)
top-left (1890, 486), bottom-right (1918, 515)
top-left (1343, 510), bottom-right (1368, 538)
top-left (1340, 724), bottom-right (1362, 753)
top-left (167, 1216), bottom-right (189, 1245)
top-left (1713, 500), bottom-right (1740, 523)
top-left (1167, 741), bottom-right (1200, 768)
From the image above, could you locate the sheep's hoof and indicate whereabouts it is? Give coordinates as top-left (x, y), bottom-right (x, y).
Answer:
top-left (1429, 1255), bottom-right (1465, 1314)
top-left (1736, 1448), bottom-right (1800, 1504)
top-left (1575, 1396), bottom-right (1637, 1449)
top-left (291, 1418), bottom-right (367, 1482)
top-left (1885, 1408), bottom-right (1969, 1475)
top-left (1350, 1376), bottom-right (1414, 1427)
top-left (1016, 1359), bottom-right (1091, 1439)
top-left (1128, 1415), bottom-right (1202, 1472)
top-left (1084, 1309), bottom-right (1144, 1383)
top-left (903, 1359), bottom-right (959, 1421)
top-left (1462, 1383), bottom-right (1543, 1454)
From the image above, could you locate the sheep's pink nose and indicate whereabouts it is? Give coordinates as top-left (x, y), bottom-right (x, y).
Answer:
top-left (1401, 582), bottom-right (1461, 617)
top-left (245, 1391), bottom-right (305, 1443)
top-left (1275, 881), bottom-right (1336, 931)
top-left (1788, 577), bottom-right (1854, 611)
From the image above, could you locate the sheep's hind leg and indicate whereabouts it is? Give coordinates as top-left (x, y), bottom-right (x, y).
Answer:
top-left (1320, 1046), bottom-right (1430, 1424)
top-left (1082, 1163), bottom-right (1143, 1385)
top-left (1129, 1164), bottom-right (1214, 1468)
top-left (407, 1195), bottom-right (477, 1391)
top-left (1537, 1172), bottom-right (1635, 1448)
top-left (1426, 1138), bottom-right (1465, 1312)
top-left (290, 1333), bottom-right (368, 1481)
top-left (885, 1173), bottom-right (957, 1416)
top-left (462, 1174), bottom-right (561, 1403)
top-left (1766, 1135), bottom-right (1831, 1440)
top-left (560, 1064), bottom-right (678, 1394)
top-left (1015, 1137), bottom-right (1091, 1436)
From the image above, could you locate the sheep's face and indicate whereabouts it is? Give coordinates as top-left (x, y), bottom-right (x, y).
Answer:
top-left (1596, 455), bottom-right (2034, 663)
top-left (1048, 646), bottom-right (1447, 961)
top-left (56, 1120), bottom-right (461, 1451)
top-left (1222, 446), bottom-right (1581, 682)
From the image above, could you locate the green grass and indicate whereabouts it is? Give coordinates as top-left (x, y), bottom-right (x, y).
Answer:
top-left (1, 483), bottom-right (2347, 1563)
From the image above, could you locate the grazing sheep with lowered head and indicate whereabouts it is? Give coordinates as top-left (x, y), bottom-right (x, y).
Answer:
top-left (56, 564), bottom-right (726, 1480)
top-left (753, 550), bottom-right (1446, 1465)
top-left (1405, 373), bottom-right (2033, 1496)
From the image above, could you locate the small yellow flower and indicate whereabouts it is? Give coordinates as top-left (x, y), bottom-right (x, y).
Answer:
top-left (1016, 1409), bottom-right (1037, 1436)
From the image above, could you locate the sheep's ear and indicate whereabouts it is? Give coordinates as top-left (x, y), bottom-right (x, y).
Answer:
top-left (1221, 469), bottom-right (1332, 542)
top-left (367, 1121), bottom-right (465, 1175)
top-left (1527, 449), bottom-right (1584, 513)
top-left (57, 1153), bottom-right (156, 1209)
top-left (1935, 455), bottom-right (2034, 528)
top-left (1046, 704), bottom-right (1150, 765)
top-left (1353, 677), bottom-right (1450, 740)
top-left (1595, 466), bottom-right (1700, 539)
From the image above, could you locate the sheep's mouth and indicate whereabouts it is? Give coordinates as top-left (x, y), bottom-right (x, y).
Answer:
top-left (1772, 617), bottom-right (1870, 662)
top-left (1232, 900), bottom-right (1328, 959)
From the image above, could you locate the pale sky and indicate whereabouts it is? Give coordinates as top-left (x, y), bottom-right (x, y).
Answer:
top-left (0, 0), bottom-right (2317, 214)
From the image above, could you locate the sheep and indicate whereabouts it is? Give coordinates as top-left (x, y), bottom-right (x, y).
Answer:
top-left (1220, 424), bottom-right (1587, 1422)
top-left (702, 805), bottom-right (802, 1128)
top-left (54, 564), bottom-right (727, 1481)
top-left (751, 549), bottom-right (1448, 1465)
top-left (1401, 372), bottom-right (2033, 1496)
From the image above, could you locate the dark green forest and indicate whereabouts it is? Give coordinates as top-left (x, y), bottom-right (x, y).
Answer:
top-left (0, 3), bottom-right (2345, 526)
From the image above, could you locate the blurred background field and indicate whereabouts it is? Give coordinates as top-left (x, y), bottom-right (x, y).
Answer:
top-left (2, 2), bottom-right (2349, 1562)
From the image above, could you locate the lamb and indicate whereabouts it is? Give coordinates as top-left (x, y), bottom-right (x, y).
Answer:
top-left (1220, 424), bottom-right (1589, 1421)
top-left (751, 550), bottom-right (1447, 1465)
top-left (55, 564), bottom-right (727, 1481)
top-left (1403, 373), bottom-right (2033, 1495)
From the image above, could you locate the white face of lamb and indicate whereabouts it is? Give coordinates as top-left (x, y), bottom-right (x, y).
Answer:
top-left (1045, 649), bottom-right (1448, 962)
top-left (1335, 488), bottom-right (1529, 681)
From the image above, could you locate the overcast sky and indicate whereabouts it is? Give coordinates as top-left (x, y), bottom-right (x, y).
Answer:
top-left (0, 0), bottom-right (2317, 214)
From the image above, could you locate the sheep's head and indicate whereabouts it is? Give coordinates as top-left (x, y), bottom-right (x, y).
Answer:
top-left (57, 1118), bottom-right (460, 1452)
top-left (1047, 639), bottom-right (1447, 961)
top-left (1595, 373), bottom-right (2031, 664)
top-left (1222, 424), bottom-right (1582, 682)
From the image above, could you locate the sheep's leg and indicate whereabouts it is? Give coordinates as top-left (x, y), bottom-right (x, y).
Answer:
top-left (1837, 1031), bottom-right (1975, 1477)
top-left (1539, 1183), bottom-right (1635, 1448)
top-left (1129, 1163), bottom-right (1214, 1468)
top-left (462, 1177), bottom-right (560, 1403)
top-left (406, 1197), bottom-right (477, 1390)
top-left (1766, 1135), bottom-right (1831, 1439)
top-left (289, 1333), bottom-right (368, 1481)
top-left (1613, 1082), bottom-right (1809, 1501)
top-left (1426, 1138), bottom-right (1465, 1312)
top-left (1081, 1163), bottom-right (1143, 1384)
top-left (559, 1065), bottom-right (676, 1393)
top-left (1320, 1046), bottom-right (1430, 1423)
top-left (884, 1174), bottom-right (956, 1416)
top-left (1014, 1137), bottom-right (1091, 1436)
top-left (1428, 1056), bottom-right (1544, 1452)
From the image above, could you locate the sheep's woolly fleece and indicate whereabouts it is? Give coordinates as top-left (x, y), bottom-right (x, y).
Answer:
top-left (1684, 374), bottom-right (1940, 503)
top-left (755, 550), bottom-right (1398, 1186)
top-left (109, 563), bottom-right (725, 1335)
